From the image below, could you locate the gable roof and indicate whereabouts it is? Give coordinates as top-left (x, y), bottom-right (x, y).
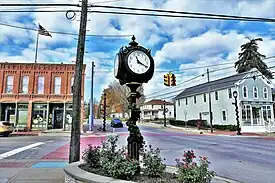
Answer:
top-left (174, 72), bottom-right (248, 100)
top-left (144, 99), bottom-right (174, 105)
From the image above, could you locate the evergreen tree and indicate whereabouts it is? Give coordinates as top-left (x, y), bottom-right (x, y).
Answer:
top-left (235, 38), bottom-right (273, 79)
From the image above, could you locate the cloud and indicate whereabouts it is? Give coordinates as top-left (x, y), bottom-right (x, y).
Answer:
top-left (0, 0), bottom-right (274, 102)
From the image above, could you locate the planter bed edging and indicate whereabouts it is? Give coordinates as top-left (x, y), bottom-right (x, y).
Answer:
top-left (64, 161), bottom-right (241, 183)
top-left (64, 161), bottom-right (135, 183)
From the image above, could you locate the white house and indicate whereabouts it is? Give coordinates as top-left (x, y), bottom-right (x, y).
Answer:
top-left (140, 99), bottom-right (174, 120)
top-left (174, 68), bottom-right (275, 133)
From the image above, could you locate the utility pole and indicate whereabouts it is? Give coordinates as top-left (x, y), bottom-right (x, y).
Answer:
top-left (163, 100), bottom-right (166, 127)
top-left (89, 62), bottom-right (95, 131)
top-left (103, 92), bottom-right (107, 131)
top-left (207, 69), bottom-right (213, 133)
top-left (69, 0), bottom-right (88, 163)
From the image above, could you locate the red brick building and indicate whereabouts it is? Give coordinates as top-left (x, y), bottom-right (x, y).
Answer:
top-left (0, 62), bottom-right (86, 131)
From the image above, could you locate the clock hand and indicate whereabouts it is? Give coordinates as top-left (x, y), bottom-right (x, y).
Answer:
top-left (136, 56), bottom-right (148, 68)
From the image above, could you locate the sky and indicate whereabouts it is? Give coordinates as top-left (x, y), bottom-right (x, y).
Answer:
top-left (0, 0), bottom-right (275, 103)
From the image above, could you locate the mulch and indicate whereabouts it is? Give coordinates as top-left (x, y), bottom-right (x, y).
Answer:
top-left (79, 163), bottom-right (180, 183)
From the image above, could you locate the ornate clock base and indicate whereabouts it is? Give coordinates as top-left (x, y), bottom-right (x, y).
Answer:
top-left (125, 82), bottom-right (144, 161)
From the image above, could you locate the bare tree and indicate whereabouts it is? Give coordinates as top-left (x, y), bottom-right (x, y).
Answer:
top-left (108, 80), bottom-right (145, 117)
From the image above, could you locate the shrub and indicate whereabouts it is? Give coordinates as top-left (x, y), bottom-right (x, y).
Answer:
top-left (175, 150), bottom-right (215, 183)
top-left (141, 144), bottom-right (166, 177)
top-left (100, 135), bottom-right (140, 180)
top-left (102, 146), bottom-right (140, 180)
top-left (82, 145), bottom-right (101, 168)
top-left (169, 119), bottom-right (207, 128)
top-left (212, 124), bottom-right (237, 131)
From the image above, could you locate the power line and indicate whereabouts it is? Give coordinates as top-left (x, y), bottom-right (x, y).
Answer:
top-left (146, 73), bottom-right (206, 97)
top-left (90, 5), bottom-right (275, 22)
top-left (146, 70), bottom-right (275, 100)
top-left (93, 56), bottom-right (275, 73)
top-left (0, 22), bottom-right (132, 37)
top-left (0, 4), bottom-right (79, 7)
top-left (88, 11), bottom-right (275, 22)
top-left (0, 10), bottom-right (81, 13)
top-left (1, 9), bottom-right (273, 22)
top-left (91, 0), bottom-right (126, 5)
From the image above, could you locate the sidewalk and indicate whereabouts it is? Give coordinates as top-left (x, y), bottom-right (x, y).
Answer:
top-left (2, 166), bottom-right (242, 183)
top-left (140, 122), bottom-right (275, 138)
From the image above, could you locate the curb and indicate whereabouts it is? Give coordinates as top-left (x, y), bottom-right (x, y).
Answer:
top-left (64, 162), bottom-right (242, 183)
top-left (141, 123), bottom-right (274, 139)
top-left (10, 132), bottom-right (39, 137)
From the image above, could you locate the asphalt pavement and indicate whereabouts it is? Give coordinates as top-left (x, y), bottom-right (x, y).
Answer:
top-left (115, 122), bottom-right (275, 183)
top-left (0, 120), bottom-right (274, 183)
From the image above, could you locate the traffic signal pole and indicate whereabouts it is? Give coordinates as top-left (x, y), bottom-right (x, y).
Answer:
top-left (103, 92), bottom-right (106, 132)
top-left (89, 62), bottom-right (95, 131)
top-left (163, 100), bottom-right (166, 127)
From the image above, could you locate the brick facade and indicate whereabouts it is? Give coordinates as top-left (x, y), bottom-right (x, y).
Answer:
top-left (0, 62), bottom-right (86, 131)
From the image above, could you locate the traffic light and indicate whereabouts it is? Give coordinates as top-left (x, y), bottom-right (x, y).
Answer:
top-left (170, 74), bottom-right (176, 86)
top-left (164, 74), bottom-right (170, 86)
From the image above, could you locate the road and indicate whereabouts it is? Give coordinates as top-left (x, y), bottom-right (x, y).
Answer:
top-left (0, 119), bottom-right (274, 183)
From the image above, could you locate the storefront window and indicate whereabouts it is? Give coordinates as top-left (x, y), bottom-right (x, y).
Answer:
top-left (242, 105), bottom-right (251, 125)
top-left (32, 104), bottom-right (47, 130)
top-left (263, 105), bottom-right (272, 121)
top-left (17, 104), bottom-right (28, 129)
top-left (65, 104), bottom-right (73, 131)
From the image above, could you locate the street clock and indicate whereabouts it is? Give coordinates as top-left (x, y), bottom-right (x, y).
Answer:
top-left (114, 36), bottom-right (155, 85)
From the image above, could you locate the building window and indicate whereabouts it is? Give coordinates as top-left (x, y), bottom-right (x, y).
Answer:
top-left (185, 98), bottom-right (188, 105)
top-left (203, 94), bottom-right (206, 102)
top-left (70, 76), bottom-right (74, 94)
top-left (222, 110), bottom-right (227, 121)
top-left (194, 96), bottom-right (196, 104)
top-left (21, 76), bottom-right (29, 94)
top-left (215, 91), bottom-right (218, 100)
top-left (178, 100), bottom-right (180, 106)
top-left (37, 76), bottom-right (44, 94)
top-left (262, 105), bottom-right (271, 121)
top-left (152, 105), bottom-right (154, 109)
top-left (5, 75), bottom-right (14, 93)
top-left (54, 77), bottom-right (61, 94)
top-left (242, 105), bottom-right (251, 122)
top-left (253, 86), bottom-right (258, 99)
top-left (263, 87), bottom-right (268, 99)
top-left (161, 105), bottom-right (163, 109)
top-left (243, 86), bottom-right (248, 98)
top-left (228, 88), bottom-right (232, 98)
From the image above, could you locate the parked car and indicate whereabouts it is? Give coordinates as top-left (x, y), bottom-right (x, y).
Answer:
top-left (0, 121), bottom-right (14, 137)
top-left (111, 118), bottom-right (123, 128)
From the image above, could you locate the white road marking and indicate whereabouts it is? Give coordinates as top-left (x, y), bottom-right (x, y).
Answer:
top-left (0, 142), bottom-right (45, 159)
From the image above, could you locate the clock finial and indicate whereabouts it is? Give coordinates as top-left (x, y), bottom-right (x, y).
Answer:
top-left (129, 35), bottom-right (138, 47)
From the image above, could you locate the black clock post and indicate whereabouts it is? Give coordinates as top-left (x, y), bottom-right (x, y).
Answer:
top-left (114, 36), bottom-right (155, 161)
top-left (126, 82), bottom-right (144, 160)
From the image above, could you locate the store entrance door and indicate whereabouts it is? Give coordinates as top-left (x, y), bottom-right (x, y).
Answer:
top-left (53, 109), bottom-right (63, 129)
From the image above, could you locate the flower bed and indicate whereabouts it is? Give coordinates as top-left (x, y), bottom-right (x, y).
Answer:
top-left (70, 134), bottom-right (215, 183)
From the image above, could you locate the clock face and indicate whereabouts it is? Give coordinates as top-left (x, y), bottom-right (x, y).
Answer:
top-left (126, 50), bottom-right (151, 74)
top-left (114, 53), bottom-right (119, 77)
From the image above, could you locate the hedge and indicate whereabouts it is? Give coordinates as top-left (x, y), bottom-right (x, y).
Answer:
top-left (169, 119), bottom-right (237, 131)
